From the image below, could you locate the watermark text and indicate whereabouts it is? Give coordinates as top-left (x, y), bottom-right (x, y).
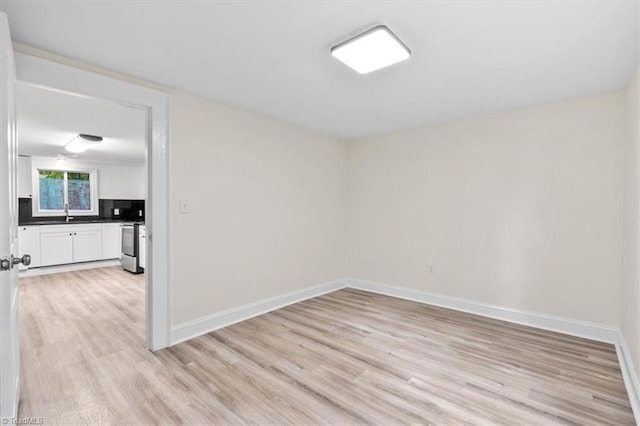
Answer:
top-left (2, 417), bottom-right (44, 425)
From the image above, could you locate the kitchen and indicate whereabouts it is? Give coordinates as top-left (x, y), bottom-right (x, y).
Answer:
top-left (16, 82), bottom-right (147, 276)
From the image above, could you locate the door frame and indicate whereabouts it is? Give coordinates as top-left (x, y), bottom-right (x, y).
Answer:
top-left (0, 12), bottom-right (19, 420)
top-left (15, 52), bottom-right (171, 350)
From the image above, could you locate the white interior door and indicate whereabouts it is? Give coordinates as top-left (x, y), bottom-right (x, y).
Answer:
top-left (0, 12), bottom-right (20, 421)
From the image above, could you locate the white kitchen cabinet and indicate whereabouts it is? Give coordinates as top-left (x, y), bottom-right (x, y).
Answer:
top-left (17, 155), bottom-right (32, 198)
top-left (40, 224), bottom-right (103, 266)
top-left (40, 227), bottom-right (74, 267)
top-left (72, 225), bottom-right (103, 263)
top-left (17, 226), bottom-right (40, 270)
top-left (138, 225), bottom-right (146, 269)
top-left (101, 223), bottom-right (122, 260)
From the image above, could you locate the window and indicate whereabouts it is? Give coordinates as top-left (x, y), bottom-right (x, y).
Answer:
top-left (33, 168), bottom-right (98, 217)
top-left (66, 172), bottom-right (92, 210)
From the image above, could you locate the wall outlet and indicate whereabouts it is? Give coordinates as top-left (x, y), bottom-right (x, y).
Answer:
top-left (139, 210), bottom-right (143, 217)
top-left (428, 264), bottom-right (436, 275)
top-left (179, 199), bottom-right (191, 214)
top-left (114, 208), bottom-right (120, 216)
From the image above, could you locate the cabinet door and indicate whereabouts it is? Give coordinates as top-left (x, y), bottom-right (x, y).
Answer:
top-left (101, 223), bottom-right (122, 260)
top-left (73, 229), bottom-right (103, 263)
top-left (17, 227), bottom-right (26, 271)
top-left (17, 156), bottom-right (32, 198)
top-left (138, 227), bottom-right (146, 269)
top-left (40, 231), bottom-right (73, 266)
top-left (18, 226), bottom-right (40, 270)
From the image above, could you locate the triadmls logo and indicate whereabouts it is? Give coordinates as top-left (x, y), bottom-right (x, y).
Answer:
top-left (2, 417), bottom-right (44, 425)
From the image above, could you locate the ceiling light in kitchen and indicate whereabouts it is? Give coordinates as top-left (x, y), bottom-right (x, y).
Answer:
top-left (64, 134), bottom-right (103, 153)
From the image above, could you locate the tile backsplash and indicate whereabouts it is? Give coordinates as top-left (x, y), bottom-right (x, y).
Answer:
top-left (19, 198), bottom-right (145, 224)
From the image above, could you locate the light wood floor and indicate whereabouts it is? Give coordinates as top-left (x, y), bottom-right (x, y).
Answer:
top-left (19, 267), bottom-right (634, 425)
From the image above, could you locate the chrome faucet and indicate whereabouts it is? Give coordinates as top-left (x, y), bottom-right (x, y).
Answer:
top-left (64, 203), bottom-right (73, 222)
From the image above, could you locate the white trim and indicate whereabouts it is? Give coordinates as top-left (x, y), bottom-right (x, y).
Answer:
top-left (171, 280), bottom-right (345, 345)
top-left (11, 376), bottom-right (19, 421)
top-left (14, 53), bottom-right (171, 350)
top-left (345, 278), bottom-right (619, 343)
top-left (170, 275), bottom-right (639, 419)
top-left (19, 259), bottom-right (120, 277)
top-left (617, 333), bottom-right (640, 423)
top-left (346, 278), bottom-right (640, 420)
top-left (172, 276), bottom-right (620, 345)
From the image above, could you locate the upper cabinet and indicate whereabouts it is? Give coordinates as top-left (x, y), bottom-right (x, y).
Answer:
top-left (18, 156), bottom-right (32, 198)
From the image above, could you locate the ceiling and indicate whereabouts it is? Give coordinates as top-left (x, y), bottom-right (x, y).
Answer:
top-left (1, 1), bottom-right (638, 139)
top-left (17, 83), bottom-right (146, 165)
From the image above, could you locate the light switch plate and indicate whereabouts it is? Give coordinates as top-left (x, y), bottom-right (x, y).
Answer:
top-left (179, 199), bottom-right (190, 214)
top-left (114, 208), bottom-right (120, 215)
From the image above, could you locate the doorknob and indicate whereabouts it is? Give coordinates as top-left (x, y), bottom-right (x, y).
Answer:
top-left (11, 254), bottom-right (31, 268)
top-left (0, 254), bottom-right (30, 271)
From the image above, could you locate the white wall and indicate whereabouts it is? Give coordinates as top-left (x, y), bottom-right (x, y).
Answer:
top-left (14, 44), bottom-right (635, 346)
top-left (170, 93), bottom-right (347, 324)
top-left (623, 68), bottom-right (640, 376)
top-left (21, 156), bottom-right (145, 200)
top-left (346, 92), bottom-right (626, 326)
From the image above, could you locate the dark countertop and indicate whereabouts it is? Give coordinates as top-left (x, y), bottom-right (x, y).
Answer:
top-left (19, 219), bottom-right (139, 226)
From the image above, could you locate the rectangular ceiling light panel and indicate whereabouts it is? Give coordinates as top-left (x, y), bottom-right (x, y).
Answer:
top-left (331, 25), bottom-right (411, 74)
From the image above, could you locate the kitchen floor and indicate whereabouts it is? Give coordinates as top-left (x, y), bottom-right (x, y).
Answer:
top-left (18, 268), bottom-right (634, 424)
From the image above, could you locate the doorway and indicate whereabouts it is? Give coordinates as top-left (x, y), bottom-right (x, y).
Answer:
top-left (14, 52), bottom-right (170, 351)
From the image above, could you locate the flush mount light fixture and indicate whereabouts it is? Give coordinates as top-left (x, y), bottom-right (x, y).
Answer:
top-left (64, 133), bottom-right (103, 154)
top-left (331, 25), bottom-right (411, 74)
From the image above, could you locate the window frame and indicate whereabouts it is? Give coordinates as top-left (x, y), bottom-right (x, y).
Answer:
top-left (31, 166), bottom-right (99, 217)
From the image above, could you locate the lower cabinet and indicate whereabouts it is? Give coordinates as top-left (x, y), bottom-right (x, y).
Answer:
top-left (72, 226), bottom-right (103, 263)
top-left (101, 223), bottom-right (122, 260)
top-left (40, 225), bottom-right (103, 267)
top-left (138, 225), bottom-right (146, 269)
top-left (40, 229), bottom-right (74, 267)
top-left (20, 222), bottom-right (124, 269)
top-left (18, 226), bottom-right (41, 270)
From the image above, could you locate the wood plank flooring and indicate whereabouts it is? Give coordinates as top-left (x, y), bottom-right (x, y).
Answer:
top-left (18, 267), bottom-right (635, 424)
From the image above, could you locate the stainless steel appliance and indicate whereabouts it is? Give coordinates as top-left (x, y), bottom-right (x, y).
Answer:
top-left (121, 223), bottom-right (143, 273)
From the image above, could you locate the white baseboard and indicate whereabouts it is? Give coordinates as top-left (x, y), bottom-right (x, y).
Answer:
top-left (170, 279), bottom-right (345, 345)
top-left (346, 277), bottom-right (640, 422)
top-left (617, 333), bottom-right (640, 423)
top-left (169, 275), bottom-right (638, 422)
top-left (171, 276), bottom-right (619, 344)
top-left (19, 259), bottom-right (121, 277)
top-left (345, 278), bottom-right (619, 343)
